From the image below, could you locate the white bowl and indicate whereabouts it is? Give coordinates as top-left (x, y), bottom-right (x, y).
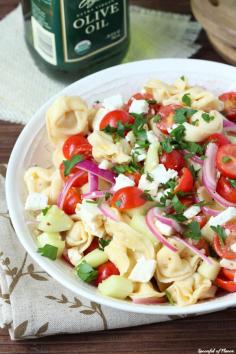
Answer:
top-left (6, 58), bottom-right (236, 315)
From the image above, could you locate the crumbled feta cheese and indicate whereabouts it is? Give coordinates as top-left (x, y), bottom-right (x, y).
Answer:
top-left (151, 164), bottom-right (178, 185)
top-left (138, 174), bottom-right (158, 196)
top-left (132, 145), bottom-right (147, 162)
top-left (129, 99), bottom-right (149, 114)
top-left (98, 160), bottom-right (112, 170)
top-left (147, 131), bottom-right (158, 144)
top-left (183, 205), bottom-right (201, 219)
top-left (220, 258), bottom-right (236, 270)
top-left (154, 189), bottom-right (171, 202)
top-left (25, 193), bottom-right (48, 211)
top-left (75, 200), bottom-right (104, 238)
top-left (93, 107), bottom-right (111, 130)
top-left (67, 247), bottom-right (82, 266)
top-left (208, 207), bottom-right (236, 227)
top-left (113, 174), bottom-right (135, 192)
top-left (125, 131), bottom-right (136, 145)
top-left (231, 243), bottom-right (236, 253)
top-left (129, 257), bottom-right (156, 283)
top-left (155, 219), bottom-right (173, 236)
top-left (102, 94), bottom-right (123, 110)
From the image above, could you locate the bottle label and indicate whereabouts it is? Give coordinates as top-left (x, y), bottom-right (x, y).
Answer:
top-left (60, 0), bottom-right (128, 63)
top-left (30, 0), bottom-right (128, 66)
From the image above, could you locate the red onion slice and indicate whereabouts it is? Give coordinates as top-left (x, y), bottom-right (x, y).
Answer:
top-left (201, 206), bottom-right (220, 217)
top-left (88, 173), bottom-right (98, 193)
top-left (202, 142), bottom-right (218, 191)
top-left (76, 160), bottom-right (116, 183)
top-left (146, 208), bottom-right (178, 252)
top-left (82, 190), bottom-right (110, 200)
top-left (99, 203), bottom-right (121, 222)
top-left (153, 209), bottom-right (183, 234)
top-left (57, 170), bottom-right (85, 210)
top-left (183, 150), bottom-right (203, 165)
top-left (223, 118), bottom-right (236, 129)
top-left (173, 236), bottom-right (213, 265)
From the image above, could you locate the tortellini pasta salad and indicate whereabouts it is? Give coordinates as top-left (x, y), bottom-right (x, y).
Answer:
top-left (24, 77), bottom-right (236, 306)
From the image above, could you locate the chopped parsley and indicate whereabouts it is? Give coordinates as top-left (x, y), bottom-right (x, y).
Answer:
top-left (182, 93), bottom-right (192, 107)
top-left (170, 124), bottom-right (186, 141)
top-left (146, 99), bottom-right (157, 105)
top-left (173, 108), bottom-right (197, 124)
top-left (42, 205), bottom-right (51, 216)
top-left (37, 244), bottom-right (58, 261)
top-left (180, 75), bottom-right (185, 81)
top-left (146, 172), bottom-right (154, 182)
top-left (167, 214), bottom-right (188, 222)
top-left (228, 179), bottom-right (236, 189)
top-left (99, 238), bottom-right (111, 251)
top-left (184, 221), bottom-right (201, 240)
top-left (141, 191), bottom-right (154, 201)
top-left (102, 121), bottom-right (131, 141)
top-left (202, 113), bottom-right (215, 123)
top-left (189, 164), bottom-right (200, 180)
top-left (130, 113), bottom-right (148, 141)
top-left (160, 136), bottom-right (173, 153)
top-left (172, 195), bottom-right (186, 213)
top-left (63, 154), bottom-right (84, 176)
top-left (165, 290), bottom-right (175, 305)
top-left (76, 261), bottom-right (98, 283)
top-left (153, 114), bottom-right (161, 123)
top-left (222, 156), bottom-right (232, 164)
top-left (115, 200), bottom-right (122, 208)
top-left (112, 160), bottom-right (141, 174)
top-left (210, 225), bottom-right (227, 245)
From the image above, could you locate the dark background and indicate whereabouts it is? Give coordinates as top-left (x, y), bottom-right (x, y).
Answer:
top-left (0, 1), bottom-right (235, 353)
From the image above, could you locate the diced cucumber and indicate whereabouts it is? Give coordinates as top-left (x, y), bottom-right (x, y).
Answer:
top-left (144, 141), bottom-right (159, 173)
top-left (37, 232), bottom-right (65, 257)
top-left (130, 214), bottom-right (157, 245)
top-left (201, 222), bottom-right (215, 243)
top-left (226, 133), bottom-right (236, 144)
top-left (125, 202), bottom-right (156, 218)
top-left (198, 258), bottom-right (220, 281)
top-left (37, 205), bottom-right (73, 233)
top-left (98, 275), bottom-right (133, 299)
top-left (83, 249), bottom-right (108, 268)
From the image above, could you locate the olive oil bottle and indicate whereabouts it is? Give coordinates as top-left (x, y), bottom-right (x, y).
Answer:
top-left (21, 0), bottom-right (130, 78)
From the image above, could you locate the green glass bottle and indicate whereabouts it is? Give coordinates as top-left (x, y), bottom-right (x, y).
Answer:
top-left (21, 0), bottom-right (130, 79)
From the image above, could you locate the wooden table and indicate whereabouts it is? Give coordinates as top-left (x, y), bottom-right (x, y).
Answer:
top-left (0, 1), bottom-right (235, 353)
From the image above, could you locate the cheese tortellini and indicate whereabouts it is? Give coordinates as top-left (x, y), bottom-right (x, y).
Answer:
top-left (46, 96), bottom-right (89, 144)
top-left (166, 273), bottom-right (217, 306)
top-left (88, 131), bottom-right (131, 164)
top-left (156, 239), bottom-right (201, 283)
top-left (183, 110), bottom-right (224, 142)
top-left (24, 167), bottom-right (53, 194)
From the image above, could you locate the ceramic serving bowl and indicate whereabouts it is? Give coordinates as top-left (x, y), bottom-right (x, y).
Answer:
top-left (6, 58), bottom-right (236, 315)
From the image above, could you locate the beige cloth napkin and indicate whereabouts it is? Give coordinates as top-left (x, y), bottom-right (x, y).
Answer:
top-left (0, 5), bottom-right (201, 125)
top-left (0, 165), bottom-right (182, 340)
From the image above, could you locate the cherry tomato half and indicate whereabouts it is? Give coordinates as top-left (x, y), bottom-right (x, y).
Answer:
top-left (160, 149), bottom-right (185, 172)
top-left (216, 176), bottom-right (236, 203)
top-left (127, 92), bottom-right (154, 107)
top-left (179, 196), bottom-right (195, 208)
top-left (216, 144), bottom-right (236, 179)
top-left (111, 186), bottom-right (146, 210)
top-left (215, 277), bottom-right (236, 292)
top-left (221, 268), bottom-right (236, 281)
top-left (59, 163), bottom-right (88, 188)
top-left (193, 238), bottom-right (209, 255)
top-left (63, 188), bottom-right (81, 215)
top-left (156, 104), bottom-right (182, 134)
top-left (205, 133), bottom-right (230, 147)
top-left (174, 167), bottom-right (194, 193)
top-left (84, 238), bottom-right (99, 256)
top-left (99, 110), bottom-right (134, 130)
top-left (125, 172), bottom-right (141, 185)
top-left (63, 134), bottom-right (92, 160)
top-left (213, 233), bottom-right (236, 260)
top-left (219, 92), bottom-right (236, 121)
top-left (96, 261), bottom-right (120, 285)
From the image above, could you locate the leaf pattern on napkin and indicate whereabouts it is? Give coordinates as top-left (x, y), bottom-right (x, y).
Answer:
top-left (14, 320), bottom-right (49, 339)
top-left (0, 251), bottom-right (49, 296)
top-left (46, 295), bottom-right (108, 330)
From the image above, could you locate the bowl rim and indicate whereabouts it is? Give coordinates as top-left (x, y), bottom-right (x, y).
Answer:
top-left (6, 58), bottom-right (236, 315)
